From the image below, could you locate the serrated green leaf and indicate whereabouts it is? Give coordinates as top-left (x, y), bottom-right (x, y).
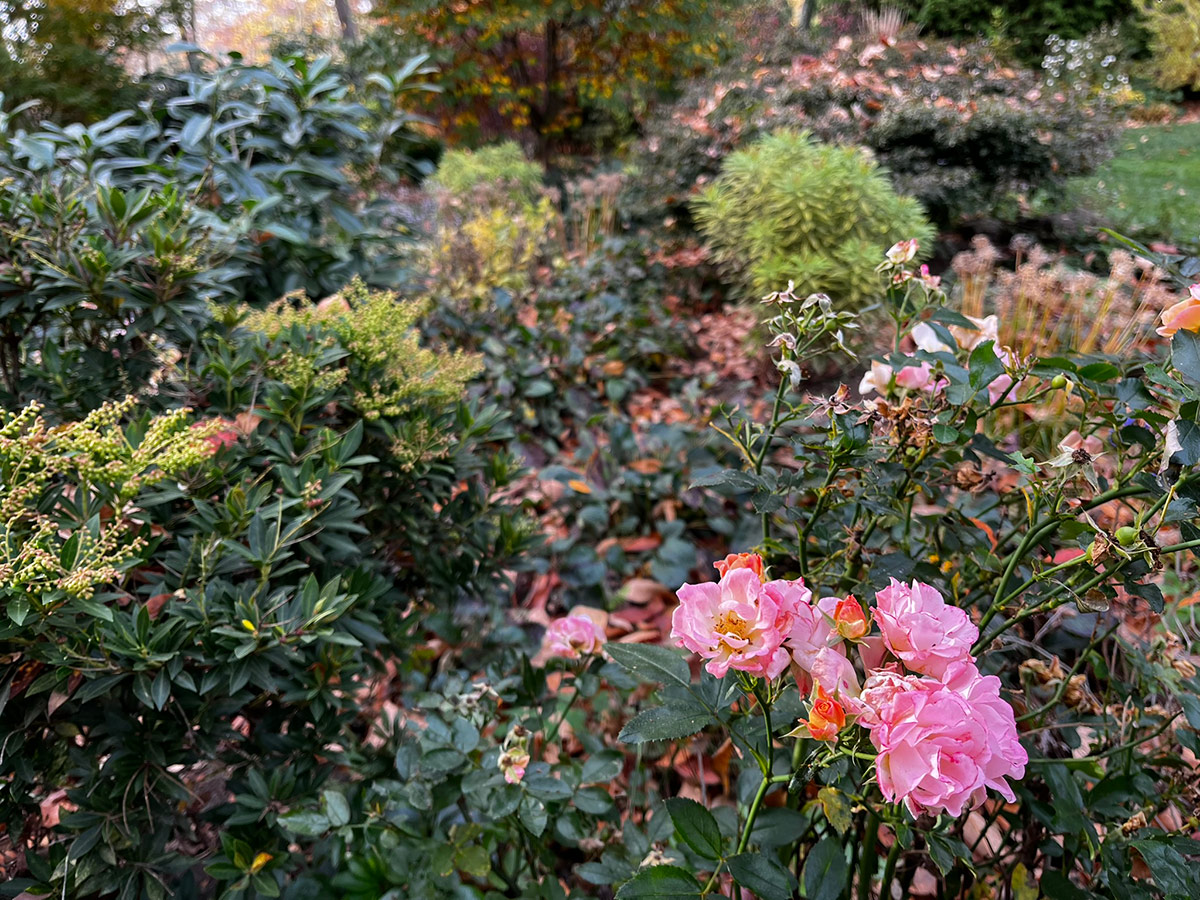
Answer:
top-left (615, 865), bottom-right (702, 899)
top-left (664, 797), bottom-right (723, 860)
top-left (606, 643), bottom-right (692, 689)
top-left (727, 852), bottom-right (796, 900)
top-left (619, 704), bottom-right (710, 743)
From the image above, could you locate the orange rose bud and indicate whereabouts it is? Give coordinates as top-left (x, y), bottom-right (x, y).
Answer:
top-left (714, 552), bottom-right (765, 580)
top-left (804, 685), bottom-right (846, 742)
top-left (833, 595), bottom-right (869, 640)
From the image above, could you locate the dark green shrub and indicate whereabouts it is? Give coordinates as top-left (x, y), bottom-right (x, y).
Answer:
top-left (0, 282), bottom-right (532, 898)
top-left (692, 131), bottom-right (934, 306)
top-left (0, 172), bottom-right (233, 414)
top-left (868, 94), bottom-right (1116, 224)
top-left (895, 0), bottom-right (1136, 59)
top-left (628, 37), bottom-right (1118, 231)
top-left (2, 52), bottom-right (435, 309)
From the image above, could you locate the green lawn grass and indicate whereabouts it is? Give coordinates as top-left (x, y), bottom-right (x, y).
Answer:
top-left (1068, 121), bottom-right (1200, 244)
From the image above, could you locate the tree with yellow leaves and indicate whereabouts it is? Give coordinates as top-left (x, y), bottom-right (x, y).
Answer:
top-left (372, 0), bottom-right (729, 156)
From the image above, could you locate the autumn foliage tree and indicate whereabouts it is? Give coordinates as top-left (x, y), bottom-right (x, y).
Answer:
top-left (373, 0), bottom-right (728, 153)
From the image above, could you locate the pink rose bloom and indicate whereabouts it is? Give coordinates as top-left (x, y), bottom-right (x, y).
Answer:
top-left (858, 360), bottom-right (895, 396)
top-left (857, 633), bottom-right (889, 673)
top-left (860, 662), bottom-right (1027, 817)
top-left (808, 645), bottom-right (860, 700)
top-left (886, 239), bottom-right (920, 264)
top-left (545, 614), bottom-right (606, 660)
top-left (850, 665), bottom-right (920, 728)
top-left (782, 591), bottom-right (838, 670)
top-left (672, 569), bottom-right (791, 680)
top-left (873, 579), bottom-right (977, 678)
top-left (860, 359), bottom-right (947, 397)
top-left (761, 576), bottom-right (814, 639)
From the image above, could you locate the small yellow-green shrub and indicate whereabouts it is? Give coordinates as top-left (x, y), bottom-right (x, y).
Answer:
top-left (242, 279), bottom-right (481, 465)
top-left (692, 130), bottom-right (934, 308)
top-left (429, 141), bottom-right (546, 209)
top-left (424, 143), bottom-right (560, 309)
top-left (1138, 0), bottom-right (1200, 91)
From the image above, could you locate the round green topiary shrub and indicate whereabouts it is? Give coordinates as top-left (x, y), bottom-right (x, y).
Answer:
top-left (429, 140), bottom-right (546, 209)
top-left (692, 130), bottom-right (935, 307)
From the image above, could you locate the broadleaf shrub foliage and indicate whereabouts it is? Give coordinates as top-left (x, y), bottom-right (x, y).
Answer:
top-left (0, 279), bottom-right (530, 897)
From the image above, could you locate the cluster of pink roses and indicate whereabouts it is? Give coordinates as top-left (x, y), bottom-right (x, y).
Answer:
top-left (859, 311), bottom-right (1027, 405)
top-left (671, 555), bottom-right (1027, 817)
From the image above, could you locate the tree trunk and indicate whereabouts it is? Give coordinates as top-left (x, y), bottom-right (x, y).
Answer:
top-left (334, 0), bottom-right (358, 43)
top-left (799, 0), bottom-right (817, 32)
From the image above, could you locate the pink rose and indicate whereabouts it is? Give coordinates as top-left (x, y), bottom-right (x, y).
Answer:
top-left (895, 361), bottom-right (938, 391)
top-left (808, 645), bottom-right (860, 700)
top-left (858, 360), bottom-right (895, 396)
top-left (671, 568), bottom-right (791, 680)
top-left (861, 663), bottom-right (1027, 817)
top-left (545, 614), bottom-right (606, 660)
top-left (856, 633), bottom-right (889, 673)
top-left (886, 239), bottom-right (920, 264)
top-left (849, 665), bottom-right (919, 728)
top-left (873, 579), bottom-right (977, 677)
top-left (859, 359), bottom-right (947, 397)
top-left (779, 590), bottom-right (837, 670)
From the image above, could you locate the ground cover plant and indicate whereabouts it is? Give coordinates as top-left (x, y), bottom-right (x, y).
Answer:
top-left (1, 2), bottom-right (1200, 899)
top-left (1068, 122), bottom-right (1200, 244)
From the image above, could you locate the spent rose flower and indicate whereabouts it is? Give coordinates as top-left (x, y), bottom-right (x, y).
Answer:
top-left (498, 747), bottom-right (530, 785)
top-left (886, 239), bottom-right (920, 264)
top-left (1157, 284), bottom-right (1200, 337)
top-left (672, 568), bottom-right (791, 680)
top-left (832, 595), bottom-right (869, 640)
top-left (714, 552), bottom-right (765, 580)
top-left (873, 579), bottom-right (977, 677)
top-left (789, 685), bottom-right (847, 742)
top-left (859, 662), bottom-right (1027, 817)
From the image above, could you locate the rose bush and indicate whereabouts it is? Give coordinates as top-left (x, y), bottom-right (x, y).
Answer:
top-left (603, 252), bottom-right (1200, 899)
